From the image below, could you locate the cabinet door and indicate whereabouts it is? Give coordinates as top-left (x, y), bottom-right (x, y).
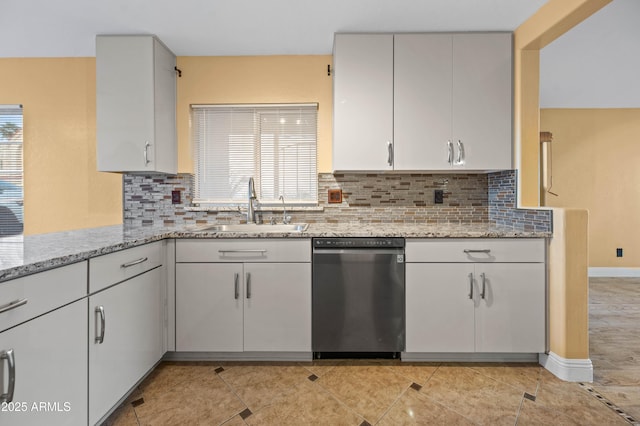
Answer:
top-left (89, 267), bottom-right (163, 425)
top-left (152, 37), bottom-right (177, 174)
top-left (406, 263), bottom-right (475, 352)
top-left (475, 263), bottom-right (545, 353)
top-left (333, 34), bottom-right (394, 171)
top-left (0, 299), bottom-right (87, 426)
top-left (452, 33), bottom-right (512, 170)
top-left (394, 34), bottom-right (453, 170)
top-left (243, 263), bottom-right (311, 352)
top-left (97, 36), bottom-right (155, 172)
top-left (96, 35), bottom-right (177, 173)
top-left (175, 263), bottom-right (244, 352)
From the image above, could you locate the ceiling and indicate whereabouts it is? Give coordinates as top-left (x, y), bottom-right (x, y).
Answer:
top-left (540, 0), bottom-right (640, 108)
top-left (1, 0), bottom-right (547, 57)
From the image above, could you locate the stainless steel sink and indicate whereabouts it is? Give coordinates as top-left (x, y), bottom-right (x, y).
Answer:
top-left (192, 223), bottom-right (309, 233)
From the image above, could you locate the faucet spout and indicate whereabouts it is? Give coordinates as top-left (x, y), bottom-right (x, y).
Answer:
top-left (247, 177), bottom-right (257, 223)
top-left (279, 194), bottom-right (291, 224)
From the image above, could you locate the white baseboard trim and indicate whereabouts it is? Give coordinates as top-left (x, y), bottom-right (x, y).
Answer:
top-left (589, 267), bottom-right (640, 277)
top-left (539, 352), bottom-right (593, 382)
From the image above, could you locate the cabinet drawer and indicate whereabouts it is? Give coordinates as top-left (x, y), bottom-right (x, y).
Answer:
top-left (406, 238), bottom-right (545, 263)
top-left (0, 261), bottom-right (87, 333)
top-left (176, 239), bottom-right (311, 263)
top-left (89, 242), bottom-right (163, 293)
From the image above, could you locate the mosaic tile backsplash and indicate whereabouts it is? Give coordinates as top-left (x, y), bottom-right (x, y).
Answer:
top-left (123, 170), bottom-right (551, 232)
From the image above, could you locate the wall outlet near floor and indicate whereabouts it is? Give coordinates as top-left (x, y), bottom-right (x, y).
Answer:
top-left (616, 248), bottom-right (623, 257)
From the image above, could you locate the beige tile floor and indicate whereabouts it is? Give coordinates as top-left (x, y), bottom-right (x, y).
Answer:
top-left (104, 278), bottom-right (640, 426)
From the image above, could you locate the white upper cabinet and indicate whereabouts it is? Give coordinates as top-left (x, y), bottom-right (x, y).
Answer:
top-left (332, 34), bottom-right (394, 171)
top-left (334, 32), bottom-right (513, 172)
top-left (394, 34), bottom-right (453, 170)
top-left (450, 33), bottom-right (512, 170)
top-left (96, 35), bottom-right (177, 174)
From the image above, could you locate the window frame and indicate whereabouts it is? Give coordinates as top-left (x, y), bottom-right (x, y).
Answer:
top-left (190, 103), bottom-right (319, 207)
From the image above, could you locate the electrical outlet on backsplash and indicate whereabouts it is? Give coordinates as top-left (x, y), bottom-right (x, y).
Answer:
top-left (123, 170), bottom-right (551, 232)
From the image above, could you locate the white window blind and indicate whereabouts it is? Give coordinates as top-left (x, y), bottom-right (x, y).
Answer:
top-left (191, 104), bottom-right (318, 205)
top-left (0, 105), bottom-right (23, 237)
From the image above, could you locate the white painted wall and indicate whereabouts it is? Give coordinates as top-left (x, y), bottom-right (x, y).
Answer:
top-left (540, 0), bottom-right (640, 108)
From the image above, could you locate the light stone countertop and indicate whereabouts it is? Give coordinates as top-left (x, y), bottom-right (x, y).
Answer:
top-left (0, 223), bottom-right (550, 283)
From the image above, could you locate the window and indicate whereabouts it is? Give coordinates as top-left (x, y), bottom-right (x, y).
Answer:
top-left (191, 104), bottom-right (318, 206)
top-left (0, 105), bottom-right (23, 237)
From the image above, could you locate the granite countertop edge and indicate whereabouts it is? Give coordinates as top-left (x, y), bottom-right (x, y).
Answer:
top-left (0, 224), bottom-right (551, 283)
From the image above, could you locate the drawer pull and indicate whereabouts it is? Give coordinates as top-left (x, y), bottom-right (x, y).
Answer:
top-left (95, 306), bottom-right (106, 344)
top-left (463, 249), bottom-right (491, 254)
top-left (218, 249), bottom-right (267, 254)
top-left (234, 273), bottom-right (240, 300)
top-left (120, 257), bottom-right (148, 268)
top-left (246, 273), bottom-right (251, 299)
top-left (0, 349), bottom-right (16, 403)
top-left (0, 298), bottom-right (28, 314)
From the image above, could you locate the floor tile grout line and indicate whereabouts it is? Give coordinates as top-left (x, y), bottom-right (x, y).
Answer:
top-left (214, 368), bottom-right (253, 422)
top-left (513, 391), bottom-right (529, 426)
top-left (417, 388), bottom-right (482, 425)
top-left (464, 363), bottom-right (543, 397)
top-left (578, 382), bottom-right (639, 425)
top-left (371, 383), bottom-right (412, 425)
top-left (458, 363), bottom-right (541, 400)
top-left (309, 372), bottom-right (372, 424)
top-left (417, 364), bottom-right (484, 426)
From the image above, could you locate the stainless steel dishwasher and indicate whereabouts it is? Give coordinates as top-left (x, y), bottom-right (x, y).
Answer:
top-left (312, 237), bottom-right (405, 357)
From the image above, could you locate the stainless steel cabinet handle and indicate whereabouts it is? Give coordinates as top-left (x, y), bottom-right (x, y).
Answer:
top-left (246, 273), bottom-right (252, 299)
top-left (218, 249), bottom-right (267, 254)
top-left (144, 141), bottom-right (151, 165)
top-left (120, 257), bottom-right (148, 268)
top-left (234, 273), bottom-right (239, 300)
top-left (387, 141), bottom-right (393, 166)
top-left (468, 273), bottom-right (474, 300)
top-left (480, 273), bottom-right (486, 300)
top-left (0, 349), bottom-right (15, 403)
top-left (0, 298), bottom-right (28, 314)
top-left (447, 140), bottom-right (453, 165)
top-left (95, 306), bottom-right (106, 344)
top-left (463, 249), bottom-right (491, 254)
top-left (456, 140), bottom-right (465, 165)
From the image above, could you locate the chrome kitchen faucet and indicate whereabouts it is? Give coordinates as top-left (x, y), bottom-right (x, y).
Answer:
top-left (247, 177), bottom-right (257, 223)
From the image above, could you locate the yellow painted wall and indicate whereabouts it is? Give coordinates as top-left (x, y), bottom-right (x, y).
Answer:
top-left (541, 108), bottom-right (640, 267)
top-left (0, 55), bottom-right (331, 234)
top-left (514, 0), bottom-right (612, 367)
top-left (548, 208), bottom-right (589, 359)
top-left (514, 0), bottom-right (612, 207)
top-left (176, 55), bottom-right (333, 173)
top-left (0, 58), bottom-right (122, 235)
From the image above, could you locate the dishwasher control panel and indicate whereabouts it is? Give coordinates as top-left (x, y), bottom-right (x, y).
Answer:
top-left (313, 237), bottom-right (405, 249)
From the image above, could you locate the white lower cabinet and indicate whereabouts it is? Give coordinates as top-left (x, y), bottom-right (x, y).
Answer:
top-left (406, 263), bottom-right (475, 352)
top-left (176, 263), bottom-right (243, 352)
top-left (243, 263), bottom-right (311, 352)
top-left (89, 267), bottom-right (163, 425)
top-left (474, 263), bottom-right (546, 353)
top-left (0, 299), bottom-right (87, 426)
top-left (406, 239), bottom-right (546, 354)
top-left (176, 239), bottom-right (312, 354)
top-left (176, 262), bottom-right (311, 352)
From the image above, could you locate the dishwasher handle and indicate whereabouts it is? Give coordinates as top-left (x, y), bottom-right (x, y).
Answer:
top-left (313, 248), bottom-right (405, 256)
